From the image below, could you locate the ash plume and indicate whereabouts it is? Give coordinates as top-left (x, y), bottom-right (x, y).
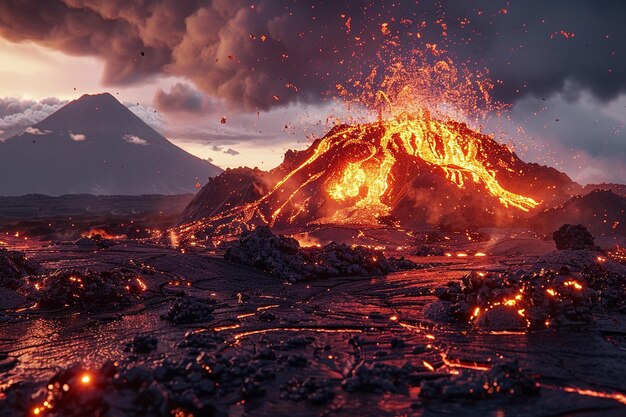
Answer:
top-left (0, 1), bottom-right (624, 110)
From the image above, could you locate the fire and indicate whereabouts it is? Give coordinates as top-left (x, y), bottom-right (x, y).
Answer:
top-left (291, 232), bottom-right (322, 248)
top-left (325, 114), bottom-right (538, 220)
top-left (562, 387), bottom-right (626, 405)
top-left (174, 44), bottom-right (540, 243)
top-left (82, 228), bottom-right (126, 240)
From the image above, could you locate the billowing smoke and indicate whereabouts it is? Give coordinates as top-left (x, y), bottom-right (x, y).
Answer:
top-left (154, 83), bottom-right (206, 113)
top-left (1, 1), bottom-right (624, 110)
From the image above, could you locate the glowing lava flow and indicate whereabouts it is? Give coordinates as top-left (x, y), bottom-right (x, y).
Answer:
top-left (175, 48), bottom-right (542, 244)
top-left (327, 113), bottom-right (539, 215)
top-left (176, 114), bottom-right (539, 243)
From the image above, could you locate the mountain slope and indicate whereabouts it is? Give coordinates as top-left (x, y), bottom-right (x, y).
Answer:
top-left (0, 93), bottom-right (221, 196)
top-left (529, 189), bottom-right (626, 236)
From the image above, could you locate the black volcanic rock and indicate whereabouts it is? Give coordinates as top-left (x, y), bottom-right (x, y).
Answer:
top-left (0, 248), bottom-right (39, 290)
top-left (553, 224), bottom-right (597, 251)
top-left (419, 361), bottom-right (540, 401)
top-left (428, 270), bottom-right (596, 329)
top-left (224, 226), bottom-right (395, 282)
top-left (164, 295), bottom-right (217, 324)
top-left (0, 93), bottom-right (221, 196)
top-left (35, 268), bottom-right (146, 308)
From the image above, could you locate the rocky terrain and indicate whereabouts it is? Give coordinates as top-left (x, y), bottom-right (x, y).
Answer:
top-left (0, 224), bottom-right (625, 416)
top-left (0, 193), bottom-right (194, 241)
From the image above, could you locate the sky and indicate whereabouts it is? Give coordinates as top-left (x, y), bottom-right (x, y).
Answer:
top-left (0, 0), bottom-right (624, 184)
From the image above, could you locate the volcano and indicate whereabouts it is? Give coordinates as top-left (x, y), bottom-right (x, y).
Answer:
top-left (176, 113), bottom-right (581, 242)
top-left (0, 93), bottom-right (221, 196)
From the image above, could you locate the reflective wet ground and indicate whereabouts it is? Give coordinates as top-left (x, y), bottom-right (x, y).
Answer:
top-left (1, 227), bottom-right (625, 416)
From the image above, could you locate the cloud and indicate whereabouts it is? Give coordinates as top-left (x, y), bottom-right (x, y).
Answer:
top-left (0, 97), bottom-right (66, 139)
top-left (208, 144), bottom-right (238, 155)
top-left (24, 126), bottom-right (51, 135)
top-left (0, 97), bottom-right (164, 141)
top-left (0, 1), bottom-right (624, 111)
top-left (123, 134), bottom-right (148, 145)
top-left (489, 89), bottom-right (626, 184)
top-left (69, 132), bottom-right (86, 141)
top-left (153, 82), bottom-right (207, 113)
top-left (125, 102), bottom-right (166, 133)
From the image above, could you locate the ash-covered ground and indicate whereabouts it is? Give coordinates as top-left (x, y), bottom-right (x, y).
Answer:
top-left (1, 224), bottom-right (625, 416)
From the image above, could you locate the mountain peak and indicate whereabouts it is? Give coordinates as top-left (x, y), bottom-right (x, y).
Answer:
top-left (29, 92), bottom-right (162, 144)
top-left (0, 92), bottom-right (222, 196)
top-left (76, 92), bottom-right (118, 104)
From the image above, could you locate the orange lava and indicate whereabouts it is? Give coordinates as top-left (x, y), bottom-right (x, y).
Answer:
top-left (563, 386), bottom-right (626, 405)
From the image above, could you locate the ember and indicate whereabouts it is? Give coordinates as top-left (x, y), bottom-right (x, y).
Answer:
top-left (429, 269), bottom-right (597, 329)
top-left (420, 361), bottom-right (540, 401)
top-left (34, 268), bottom-right (146, 309)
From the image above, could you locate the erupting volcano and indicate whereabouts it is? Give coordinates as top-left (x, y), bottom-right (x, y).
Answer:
top-left (177, 111), bottom-right (578, 243)
top-left (176, 57), bottom-right (578, 243)
top-left (2, 2), bottom-right (626, 417)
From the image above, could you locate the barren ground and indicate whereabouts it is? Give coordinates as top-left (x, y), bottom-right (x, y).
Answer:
top-left (1, 226), bottom-right (625, 416)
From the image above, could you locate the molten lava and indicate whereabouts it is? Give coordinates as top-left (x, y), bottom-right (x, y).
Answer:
top-left (175, 47), bottom-right (566, 244)
top-left (326, 113), bottom-right (538, 215)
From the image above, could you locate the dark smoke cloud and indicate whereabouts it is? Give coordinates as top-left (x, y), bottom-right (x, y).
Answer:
top-left (0, 1), bottom-right (624, 110)
top-left (154, 83), bottom-right (205, 113)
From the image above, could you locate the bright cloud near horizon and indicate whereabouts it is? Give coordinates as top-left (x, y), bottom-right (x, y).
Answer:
top-left (0, 1), bottom-right (625, 184)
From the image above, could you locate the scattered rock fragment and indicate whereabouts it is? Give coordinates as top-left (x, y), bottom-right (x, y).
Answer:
top-left (163, 295), bottom-right (216, 324)
top-left (280, 377), bottom-right (335, 404)
top-left (258, 310), bottom-right (276, 322)
top-left (0, 248), bottom-right (39, 290)
top-left (342, 362), bottom-right (425, 394)
top-left (126, 335), bottom-right (158, 354)
top-left (224, 226), bottom-right (416, 282)
top-left (413, 245), bottom-right (445, 256)
top-left (178, 331), bottom-right (225, 351)
top-left (419, 361), bottom-right (540, 402)
top-left (428, 270), bottom-right (596, 329)
top-left (35, 268), bottom-right (146, 309)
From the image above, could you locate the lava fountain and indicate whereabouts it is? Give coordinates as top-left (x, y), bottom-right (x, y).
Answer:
top-left (176, 49), bottom-right (555, 244)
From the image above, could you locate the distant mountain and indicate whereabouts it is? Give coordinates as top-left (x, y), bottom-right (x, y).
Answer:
top-left (583, 183), bottom-right (626, 198)
top-left (0, 93), bottom-right (221, 196)
top-left (529, 189), bottom-right (626, 236)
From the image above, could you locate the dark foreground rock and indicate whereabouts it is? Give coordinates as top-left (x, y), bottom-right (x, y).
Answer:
top-left (553, 224), bottom-right (598, 251)
top-left (224, 226), bottom-right (417, 282)
top-left (428, 269), bottom-right (597, 329)
top-left (0, 347), bottom-right (286, 417)
top-left (420, 361), bottom-right (540, 402)
top-left (163, 295), bottom-right (217, 324)
top-left (0, 248), bottom-right (39, 290)
top-left (34, 268), bottom-right (147, 309)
